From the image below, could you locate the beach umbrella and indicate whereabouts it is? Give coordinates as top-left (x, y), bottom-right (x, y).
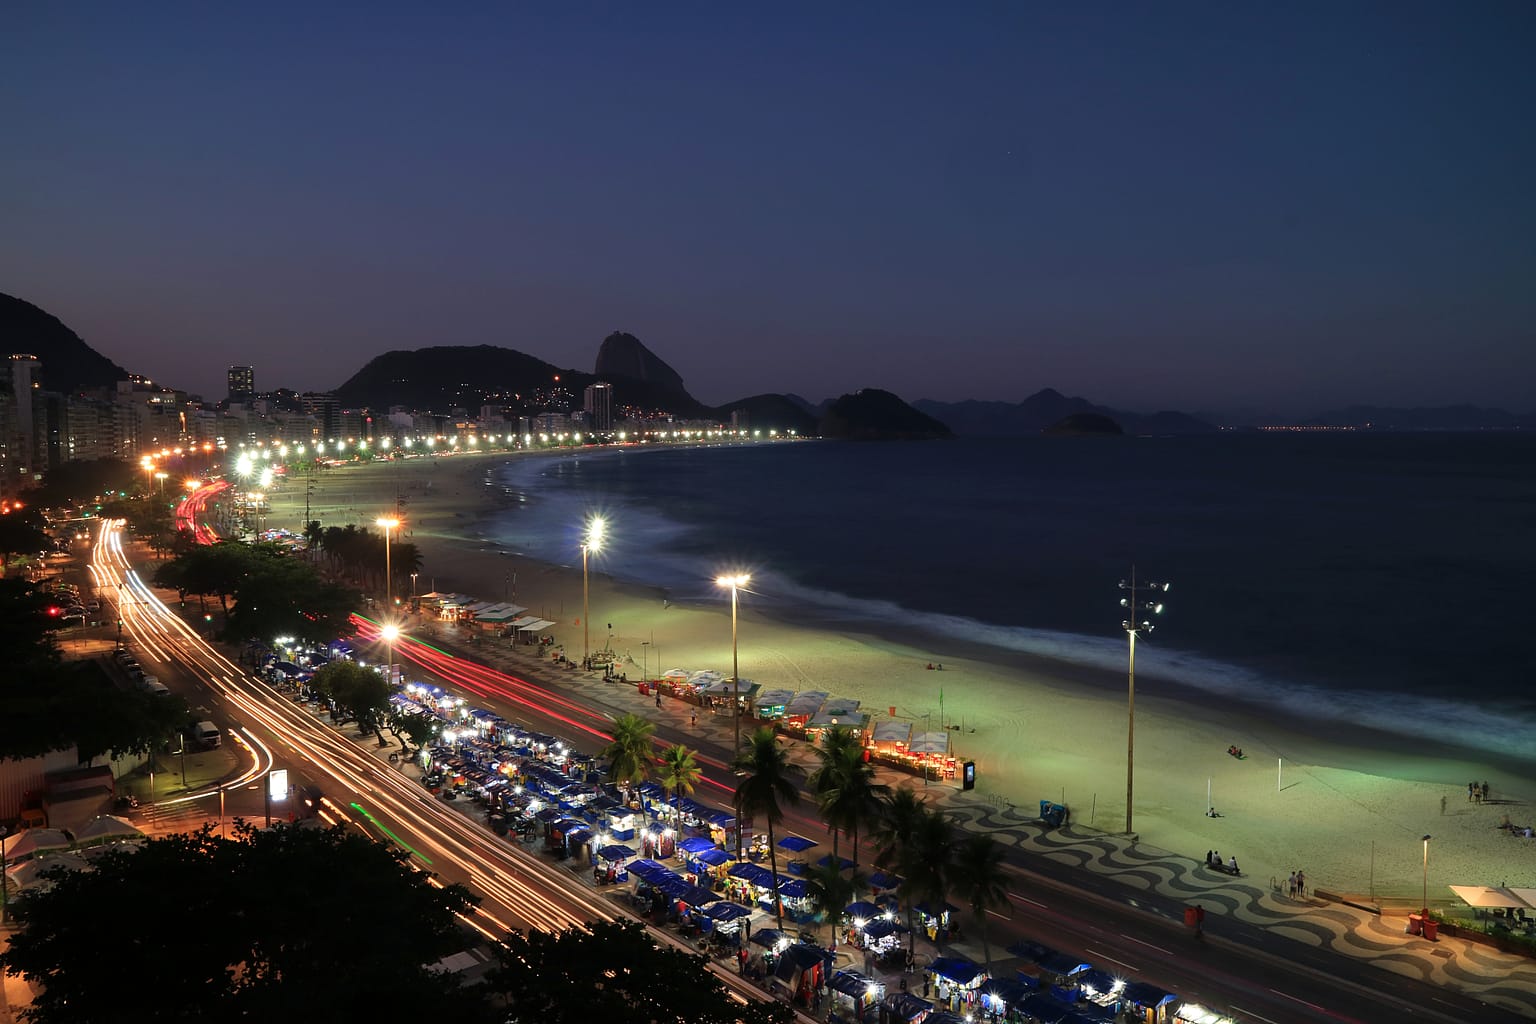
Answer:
top-left (4, 828), bottom-right (72, 862)
top-left (8, 853), bottom-right (91, 891)
top-left (72, 815), bottom-right (144, 844)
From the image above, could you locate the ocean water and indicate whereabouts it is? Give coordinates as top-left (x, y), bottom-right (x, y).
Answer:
top-left (479, 434), bottom-right (1536, 761)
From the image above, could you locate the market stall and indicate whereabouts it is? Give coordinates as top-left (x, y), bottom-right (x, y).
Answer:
top-left (1120, 982), bottom-right (1178, 1024)
top-left (880, 991), bottom-right (934, 1024)
top-left (828, 969), bottom-right (883, 1024)
top-left (755, 688), bottom-right (795, 720)
top-left (926, 956), bottom-right (988, 1014)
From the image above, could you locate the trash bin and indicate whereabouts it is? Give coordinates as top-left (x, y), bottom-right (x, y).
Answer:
top-left (1407, 914), bottom-right (1423, 936)
top-left (1184, 906), bottom-right (1200, 928)
top-left (1422, 918), bottom-right (1439, 941)
top-left (638, 682), bottom-right (649, 696)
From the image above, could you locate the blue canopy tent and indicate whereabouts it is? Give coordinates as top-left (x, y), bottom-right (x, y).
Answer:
top-left (1120, 982), bottom-right (1178, 1017)
top-left (867, 871), bottom-right (902, 892)
top-left (817, 854), bottom-right (855, 870)
top-left (843, 901), bottom-right (880, 920)
top-left (828, 970), bottom-right (879, 998)
top-left (626, 859), bottom-right (674, 883)
top-left (679, 836), bottom-right (718, 854)
top-left (928, 956), bottom-right (987, 986)
top-left (597, 844), bottom-right (635, 862)
top-left (881, 992), bottom-right (933, 1023)
top-left (978, 977), bottom-right (1037, 1015)
top-left (703, 901), bottom-right (753, 922)
top-left (749, 928), bottom-right (788, 949)
top-left (728, 862), bottom-right (777, 887)
top-left (694, 847), bottom-right (732, 867)
top-left (778, 836), bottom-right (817, 852)
top-left (1020, 994), bottom-right (1077, 1024)
top-left (861, 918), bottom-right (909, 941)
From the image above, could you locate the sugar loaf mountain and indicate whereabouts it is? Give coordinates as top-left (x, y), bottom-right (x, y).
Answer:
top-left (7, 292), bottom-right (1533, 439)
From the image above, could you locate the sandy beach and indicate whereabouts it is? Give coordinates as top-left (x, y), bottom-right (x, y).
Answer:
top-left (265, 450), bottom-right (1536, 907)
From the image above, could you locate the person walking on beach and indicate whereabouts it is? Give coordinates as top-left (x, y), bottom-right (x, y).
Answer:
top-left (1296, 869), bottom-right (1306, 898)
top-left (1469, 781), bottom-right (1476, 802)
top-left (690, 712), bottom-right (698, 729)
top-left (1440, 794), bottom-right (1447, 816)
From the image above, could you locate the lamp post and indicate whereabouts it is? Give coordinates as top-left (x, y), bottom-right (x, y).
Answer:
top-left (1119, 569), bottom-right (1169, 836)
top-left (581, 517), bottom-right (606, 668)
top-left (155, 471), bottom-right (169, 495)
top-left (410, 572), bottom-right (419, 598)
top-left (376, 516), bottom-right (400, 685)
top-left (1422, 834), bottom-right (1432, 917)
top-left (715, 574), bottom-right (751, 755)
top-left (1, 824), bottom-right (9, 924)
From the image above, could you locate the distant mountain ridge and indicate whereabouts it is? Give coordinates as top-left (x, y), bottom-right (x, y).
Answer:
top-left (0, 292), bottom-right (128, 391)
top-left (912, 389), bottom-right (1217, 436)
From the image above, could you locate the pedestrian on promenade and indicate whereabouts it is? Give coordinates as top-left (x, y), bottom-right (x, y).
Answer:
top-left (1296, 869), bottom-right (1306, 897)
top-left (690, 712), bottom-right (698, 728)
top-left (1288, 871), bottom-right (1297, 898)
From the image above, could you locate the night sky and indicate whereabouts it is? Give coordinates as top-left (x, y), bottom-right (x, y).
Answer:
top-left (4, 4), bottom-right (1533, 416)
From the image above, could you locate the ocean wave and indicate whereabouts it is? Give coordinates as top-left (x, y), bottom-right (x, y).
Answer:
top-left (484, 448), bottom-right (1536, 762)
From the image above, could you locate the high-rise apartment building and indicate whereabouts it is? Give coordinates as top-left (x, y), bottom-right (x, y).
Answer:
top-left (227, 365), bottom-right (255, 404)
top-left (584, 382), bottom-right (614, 431)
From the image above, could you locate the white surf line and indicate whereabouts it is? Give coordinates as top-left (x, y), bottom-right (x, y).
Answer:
top-left (1084, 948), bottom-right (1139, 972)
top-left (1230, 1008), bottom-right (1280, 1024)
top-left (1120, 934), bottom-right (1172, 955)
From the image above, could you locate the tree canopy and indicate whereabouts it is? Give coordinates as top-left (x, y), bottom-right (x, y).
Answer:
top-left (488, 919), bottom-right (791, 1024)
top-left (0, 823), bottom-right (485, 1023)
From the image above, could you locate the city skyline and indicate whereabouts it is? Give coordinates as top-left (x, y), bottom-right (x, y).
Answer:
top-left (4, 5), bottom-right (1533, 416)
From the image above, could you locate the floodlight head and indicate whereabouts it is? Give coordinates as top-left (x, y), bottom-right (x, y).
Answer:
top-left (715, 573), bottom-right (751, 589)
top-left (376, 516), bottom-right (400, 530)
top-left (584, 516), bottom-right (606, 551)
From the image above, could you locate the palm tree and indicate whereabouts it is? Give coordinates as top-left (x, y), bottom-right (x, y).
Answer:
top-left (657, 743), bottom-right (702, 827)
top-left (823, 741), bottom-right (887, 872)
top-left (732, 726), bottom-right (801, 932)
top-left (871, 788), bottom-right (927, 874)
top-left (808, 726), bottom-right (863, 860)
top-left (803, 860), bottom-right (866, 951)
top-left (600, 713), bottom-right (656, 788)
top-left (904, 807), bottom-right (956, 955)
top-left (951, 833), bottom-right (1009, 968)
top-left (872, 789), bottom-right (946, 964)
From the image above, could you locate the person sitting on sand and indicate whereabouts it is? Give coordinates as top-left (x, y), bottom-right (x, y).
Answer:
top-left (1207, 807), bottom-right (1221, 818)
top-left (1228, 855), bottom-right (1239, 874)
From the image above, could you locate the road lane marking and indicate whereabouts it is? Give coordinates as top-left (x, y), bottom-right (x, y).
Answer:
top-left (1121, 934), bottom-right (1173, 955)
top-left (1231, 1007), bottom-right (1280, 1024)
top-left (1085, 948), bottom-right (1139, 972)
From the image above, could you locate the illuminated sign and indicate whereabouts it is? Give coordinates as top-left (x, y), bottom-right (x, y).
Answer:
top-left (268, 769), bottom-right (288, 801)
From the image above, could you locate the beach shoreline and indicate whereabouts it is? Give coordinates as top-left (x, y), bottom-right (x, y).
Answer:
top-left (264, 449), bottom-right (1536, 901)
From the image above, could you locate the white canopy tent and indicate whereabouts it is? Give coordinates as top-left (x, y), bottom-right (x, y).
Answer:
top-left (1449, 885), bottom-right (1531, 909)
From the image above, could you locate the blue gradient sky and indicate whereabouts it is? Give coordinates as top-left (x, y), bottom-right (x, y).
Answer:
top-left (3, 3), bottom-right (1533, 415)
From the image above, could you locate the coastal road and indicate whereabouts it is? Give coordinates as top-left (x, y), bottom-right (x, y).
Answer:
top-left (365, 617), bottom-right (1526, 1024)
top-left (91, 521), bottom-right (798, 1018)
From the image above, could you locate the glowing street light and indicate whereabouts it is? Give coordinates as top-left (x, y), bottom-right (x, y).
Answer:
top-left (154, 471), bottom-right (169, 494)
top-left (1422, 834), bottom-right (1432, 920)
top-left (1119, 569), bottom-right (1169, 836)
top-left (715, 573), bottom-right (751, 755)
top-left (581, 517), bottom-right (606, 666)
top-left (376, 516), bottom-right (401, 683)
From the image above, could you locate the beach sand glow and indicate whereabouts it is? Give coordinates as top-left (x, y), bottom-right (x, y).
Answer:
top-left (264, 449), bottom-right (1536, 905)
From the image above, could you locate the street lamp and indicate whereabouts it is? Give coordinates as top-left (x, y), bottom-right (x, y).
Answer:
top-left (1422, 834), bottom-right (1432, 918)
top-left (376, 517), bottom-right (401, 684)
top-left (155, 471), bottom-right (169, 495)
top-left (1119, 570), bottom-right (1169, 836)
top-left (0, 824), bottom-right (9, 924)
top-left (715, 574), bottom-right (751, 755)
top-left (581, 516), bottom-right (606, 668)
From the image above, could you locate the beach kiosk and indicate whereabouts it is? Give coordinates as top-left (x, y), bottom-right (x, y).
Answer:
top-left (755, 688), bottom-right (795, 720)
top-left (880, 991), bottom-right (934, 1024)
top-left (872, 719), bottom-right (912, 753)
top-left (783, 691), bottom-right (828, 730)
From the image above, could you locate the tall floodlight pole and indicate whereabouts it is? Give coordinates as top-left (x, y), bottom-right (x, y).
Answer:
top-left (1119, 569), bottom-right (1169, 836)
top-left (715, 574), bottom-right (751, 754)
top-left (581, 517), bottom-right (606, 667)
top-left (376, 517), bottom-right (400, 684)
top-left (1422, 834), bottom-right (1432, 918)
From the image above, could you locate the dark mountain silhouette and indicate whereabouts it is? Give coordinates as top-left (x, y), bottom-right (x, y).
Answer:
top-left (1044, 412), bottom-right (1123, 436)
top-left (593, 332), bottom-right (687, 398)
top-left (0, 293), bottom-right (128, 391)
top-left (819, 389), bottom-right (951, 440)
top-left (714, 394), bottom-right (818, 436)
top-left (913, 388), bottom-right (1216, 436)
